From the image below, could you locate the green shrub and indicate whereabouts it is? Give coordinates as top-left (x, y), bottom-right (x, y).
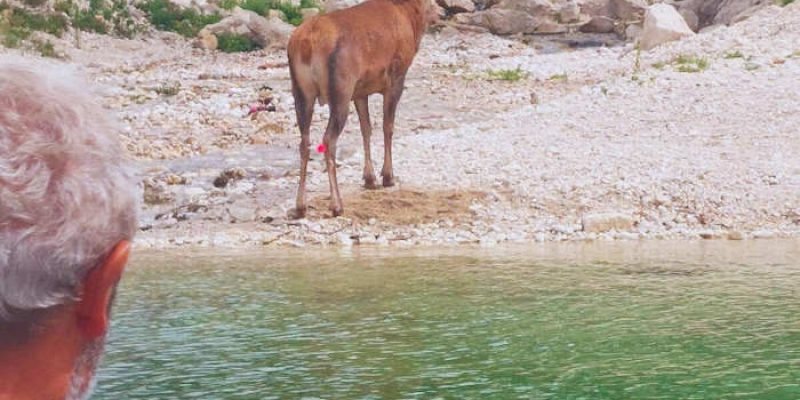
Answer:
top-left (779, 0), bottom-right (794, 6)
top-left (239, 0), bottom-right (270, 15)
top-left (7, 7), bottom-right (68, 36)
top-left (238, 0), bottom-right (319, 26)
top-left (32, 37), bottom-right (57, 57)
top-left (52, 0), bottom-right (141, 38)
top-left (219, 0), bottom-right (238, 10)
top-left (22, 0), bottom-right (48, 8)
top-left (1, 26), bottom-right (30, 48)
top-left (0, 5), bottom-right (70, 50)
top-left (139, 0), bottom-right (221, 37)
top-left (216, 32), bottom-right (258, 52)
top-left (73, 11), bottom-right (108, 34)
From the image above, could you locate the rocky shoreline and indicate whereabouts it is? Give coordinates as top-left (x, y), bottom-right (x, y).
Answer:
top-left (2, 1), bottom-right (798, 249)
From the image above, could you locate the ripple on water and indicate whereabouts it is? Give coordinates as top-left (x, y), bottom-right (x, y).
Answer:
top-left (96, 241), bottom-right (800, 399)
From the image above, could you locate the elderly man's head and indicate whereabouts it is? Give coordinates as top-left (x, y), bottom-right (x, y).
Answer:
top-left (0, 57), bottom-right (138, 400)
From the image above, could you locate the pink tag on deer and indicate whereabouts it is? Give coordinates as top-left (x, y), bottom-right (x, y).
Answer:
top-left (316, 143), bottom-right (327, 154)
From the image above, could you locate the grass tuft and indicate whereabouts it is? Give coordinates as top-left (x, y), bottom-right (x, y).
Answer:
top-left (673, 54), bottom-right (709, 73)
top-left (154, 82), bottom-right (181, 96)
top-left (723, 50), bottom-right (744, 59)
top-left (486, 66), bottom-right (529, 82)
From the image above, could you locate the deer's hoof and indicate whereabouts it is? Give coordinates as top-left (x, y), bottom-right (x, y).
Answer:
top-left (288, 207), bottom-right (306, 220)
top-left (364, 178), bottom-right (378, 190)
top-left (382, 176), bottom-right (396, 188)
top-left (330, 206), bottom-right (344, 218)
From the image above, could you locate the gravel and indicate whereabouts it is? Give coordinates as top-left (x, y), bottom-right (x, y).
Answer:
top-left (2, 3), bottom-right (799, 248)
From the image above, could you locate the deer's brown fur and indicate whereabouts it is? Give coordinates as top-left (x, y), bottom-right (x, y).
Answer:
top-left (287, 0), bottom-right (437, 218)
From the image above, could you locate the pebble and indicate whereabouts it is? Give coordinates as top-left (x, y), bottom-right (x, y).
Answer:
top-left (752, 230), bottom-right (776, 239)
top-left (727, 230), bottom-right (744, 240)
top-left (58, 6), bottom-right (800, 249)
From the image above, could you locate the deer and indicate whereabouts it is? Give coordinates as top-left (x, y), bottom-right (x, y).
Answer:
top-left (286, 0), bottom-right (438, 218)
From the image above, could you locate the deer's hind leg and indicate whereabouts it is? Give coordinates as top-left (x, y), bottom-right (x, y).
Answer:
top-left (381, 74), bottom-right (406, 188)
top-left (355, 97), bottom-right (377, 189)
top-left (322, 73), bottom-right (356, 217)
top-left (290, 82), bottom-right (316, 219)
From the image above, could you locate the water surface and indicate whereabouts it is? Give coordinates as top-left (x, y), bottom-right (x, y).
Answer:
top-left (96, 241), bottom-right (800, 399)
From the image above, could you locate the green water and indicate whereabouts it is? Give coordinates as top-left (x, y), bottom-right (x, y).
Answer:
top-left (95, 241), bottom-right (800, 399)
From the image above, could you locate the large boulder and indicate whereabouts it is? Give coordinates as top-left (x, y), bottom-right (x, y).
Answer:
top-left (437, 0), bottom-right (475, 14)
top-left (454, 0), bottom-right (592, 34)
top-left (196, 7), bottom-right (294, 50)
top-left (713, 0), bottom-right (769, 25)
top-left (579, 0), bottom-right (611, 18)
top-left (580, 15), bottom-right (615, 32)
top-left (498, 0), bottom-right (555, 16)
top-left (300, 7), bottom-right (320, 19)
top-left (609, 0), bottom-right (647, 22)
top-left (558, 0), bottom-right (581, 23)
top-left (675, 0), bottom-right (769, 29)
top-left (323, 0), bottom-right (363, 12)
top-left (640, 3), bottom-right (694, 50)
top-left (579, 0), bottom-right (614, 33)
top-left (579, 0), bottom-right (647, 33)
top-left (454, 9), bottom-right (540, 34)
top-left (678, 7), bottom-right (700, 31)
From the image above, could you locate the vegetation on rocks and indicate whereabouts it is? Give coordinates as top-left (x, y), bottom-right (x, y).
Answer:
top-left (0, 3), bottom-right (66, 55)
top-left (228, 0), bottom-right (320, 26)
top-left (139, 0), bottom-right (221, 37)
top-left (0, 0), bottom-right (142, 56)
top-left (56, 0), bottom-right (142, 38)
top-left (216, 32), bottom-right (258, 52)
top-left (0, 3), bottom-right (68, 39)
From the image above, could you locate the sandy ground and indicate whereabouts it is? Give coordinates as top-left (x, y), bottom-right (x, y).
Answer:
top-left (2, 3), bottom-right (799, 248)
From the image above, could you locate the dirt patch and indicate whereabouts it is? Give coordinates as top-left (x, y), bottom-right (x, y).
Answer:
top-left (308, 188), bottom-right (488, 225)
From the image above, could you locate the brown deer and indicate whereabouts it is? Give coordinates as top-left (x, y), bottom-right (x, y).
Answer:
top-left (286, 0), bottom-right (438, 218)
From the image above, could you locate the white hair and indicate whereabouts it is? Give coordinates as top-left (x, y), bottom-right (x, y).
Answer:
top-left (0, 56), bottom-right (138, 319)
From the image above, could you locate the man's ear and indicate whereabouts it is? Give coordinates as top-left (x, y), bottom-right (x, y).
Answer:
top-left (75, 241), bottom-right (130, 338)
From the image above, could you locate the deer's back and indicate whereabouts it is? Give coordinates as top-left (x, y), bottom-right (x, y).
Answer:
top-left (288, 0), bottom-right (420, 100)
